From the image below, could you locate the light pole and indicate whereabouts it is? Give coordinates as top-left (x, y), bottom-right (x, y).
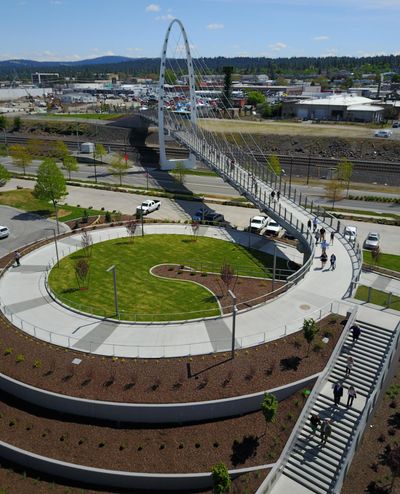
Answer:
top-left (92, 147), bottom-right (98, 183)
top-left (53, 200), bottom-right (60, 235)
top-left (228, 289), bottom-right (237, 359)
top-left (76, 123), bottom-right (80, 152)
top-left (45, 227), bottom-right (59, 267)
top-left (106, 265), bottom-right (119, 318)
top-left (306, 147), bottom-right (312, 185)
top-left (272, 242), bottom-right (277, 291)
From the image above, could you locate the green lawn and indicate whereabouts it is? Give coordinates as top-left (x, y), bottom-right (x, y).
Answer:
top-left (355, 285), bottom-right (400, 310)
top-left (48, 234), bottom-right (286, 321)
top-left (363, 250), bottom-right (400, 272)
top-left (0, 189), bottom-right (103, 222)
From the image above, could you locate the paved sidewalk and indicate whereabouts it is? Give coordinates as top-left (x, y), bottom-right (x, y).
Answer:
top-left (359, 270), bottom-right (400, 296)
top-left (0, 223), bottom-right (354, 358)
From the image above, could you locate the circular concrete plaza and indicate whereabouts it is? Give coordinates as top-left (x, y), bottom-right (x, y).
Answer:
top-left (0, 223), bottom-right (353, 358)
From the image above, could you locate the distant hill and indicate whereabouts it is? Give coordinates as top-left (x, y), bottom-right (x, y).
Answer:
top-left (0, 54), bottom-right (399, 81)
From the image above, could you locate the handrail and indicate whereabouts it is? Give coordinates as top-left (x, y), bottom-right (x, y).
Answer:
top-left (333, 319), bottom-right (400, 492)
top-left (255, 305), bottom-right (358, 493)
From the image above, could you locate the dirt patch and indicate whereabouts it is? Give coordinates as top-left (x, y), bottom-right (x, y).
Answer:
top-left (152, 264), bottom-right (286, 313)
top-left (0, 310), bottom-right (344, 404)
top-left (0, 389), bottom-right (306, 474)
top-left (342, 372), bottom-right (400, 494)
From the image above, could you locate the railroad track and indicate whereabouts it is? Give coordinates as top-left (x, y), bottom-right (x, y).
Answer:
top-left (2, 134), bottom-right (400, 180)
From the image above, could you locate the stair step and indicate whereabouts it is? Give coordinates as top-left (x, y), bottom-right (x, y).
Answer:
top-left (298, 432), bottom-right (344, 457)
top-left (284, 462), bottom-right (331, 493)
top-left (311, 402), bottom-right (360, 424)
top-left (282, 469), bottom-right (327, 494)
top-left (290, 451), bottom-right (337, 477)
top-left (296, 435), bottom-right (342, 461)
top-left (293, 441), bottom-right (341, 468)
top-left (317, 395), bottom-right (360, 418)
top-left (357, 325), bottom-right (393, 340)
top-left (328, 372), bottom-right (374, 391)
top-left (335, 360), bottom-right (380, 378)
top-left (357, 321), bottom-right (394, 336)
top-left (346, 345), bottom-right (385, 362)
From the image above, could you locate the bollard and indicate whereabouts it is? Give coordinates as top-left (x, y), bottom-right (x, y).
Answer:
top-left (367, 286), bottom-right (372, 303)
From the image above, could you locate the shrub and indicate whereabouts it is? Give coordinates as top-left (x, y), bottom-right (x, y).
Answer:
top-left (261, 393), bottom-right (278, 426)
top-left (313, 341), bottom-right (323, 353)
top-left (33, 359), bottom-right (42, 369)
top-left (211, 463), bottom-right (231, 494)
top-left (15, 354), bottom-right (25, 363)
top-left (105, 211), bottom-right (112, 223)
top-left (303, 318), bottom-right (319, 356)
top-left (4, 347), bottom-right (13, 356)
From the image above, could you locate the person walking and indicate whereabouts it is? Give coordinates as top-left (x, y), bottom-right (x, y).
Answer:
top-left (345, 356), bottom-right (354, 376)
top-left (313, 217), bottom-right (318, 232)
top-left (309, 414), bottom-right (321, 435)
top-left (330, 253), bottom-right (336, 270)
top-left (333, 382), bottom-right (344, 406)
top-left (320, 419), bottom-right (332, 444)
top-left (315, 230), bottom-right (320, 244)
top-left (270, 190), bottom-right (276, 201)
top-left (320, 227), bottom-right (326, 241)
top-left (277, 190), bottom-right (281, 201)
top-left (320, 252), bottom-right (328, 269)
top-left (321, 239), bottom-right (329, 255)
top-left (307, 219), bottom-right (312, 230)
top-left (347, 386), bottom-right (357, 407)
top-left (330, 231), bottom-right (335, 245)
top-left (14, 251), bottom-right (21, 267)
top-left (351, 323), bottom-right (361, 344)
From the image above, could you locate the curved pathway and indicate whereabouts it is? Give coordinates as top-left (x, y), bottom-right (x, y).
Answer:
top-left (0, 223), bottom-right (352, 358)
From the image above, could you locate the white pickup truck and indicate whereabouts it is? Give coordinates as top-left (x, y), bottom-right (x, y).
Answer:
top-left (250, 215), bottom-right (270, 233)
top-left (136, 199), bottom-right (161, 215)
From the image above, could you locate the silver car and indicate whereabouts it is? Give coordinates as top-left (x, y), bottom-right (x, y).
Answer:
top-left (364, 232), bottom-right (380, 250)
top-left (0, 226), bottom-right (10, 239)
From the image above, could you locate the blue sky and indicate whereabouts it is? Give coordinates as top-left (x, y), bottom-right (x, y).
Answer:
top-left (2, 0), bottom-right (400, 61)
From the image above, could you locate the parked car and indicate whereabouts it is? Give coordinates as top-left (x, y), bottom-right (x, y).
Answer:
top-left (392, 121), bottom-right (399, 128)
top-left (364, 232), bottom-right (380, 250)
top-left (200, 212), bottom-right (225, 224)
top-left (136, 199), bottom-right (161, 215)
top-left (344, 225), bottom-right (358, 242)
top-left (249, 215), bottom-right (270, 233)
top-left (0, 226), bottom-right (10, 239)
top-left (265, 220), bottom-right (283, 236)
top-left (374, 129), bottom-right (392, 138)
top-left (192, 207), bottom-right (209, 222)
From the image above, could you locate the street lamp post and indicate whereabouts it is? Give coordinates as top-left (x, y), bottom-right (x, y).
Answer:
top-left (53, 200), bottom-right (60, 235)
top-left (45, 228), bottom-right (59, 267)
top-left (92, 147), bottom-right (98, 183)
top-left (289, 154), bottom-right (293, 198)
top-left (106, 265), bottom-right (119, 318)
top-left (272, 242), bottom-right (277, 291)
top-left (228, 289), bottom-right (237, 359)
top-left (306, 147), bottom-right (312, 185)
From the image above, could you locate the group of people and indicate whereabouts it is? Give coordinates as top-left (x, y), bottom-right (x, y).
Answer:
top-left (270, 190), bottom-right (281, 201)
top-left (333, 381), bottom-right (357, 407)
top-left (309, 415), bottom-right (333, 444)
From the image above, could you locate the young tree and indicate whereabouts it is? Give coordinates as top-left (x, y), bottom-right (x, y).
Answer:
top-left (325, 179), bottom-right (344, 209)
top-left (34, 158), bottom-right (67, 229)
top-left (0, 115), bottom-right (8, 131)
top-left (246, 90), bottom-right (266, 106)
top-left (337, 158), bottom-right (353, 197)
top-left (9, 144), bottom-right (32, 174)
top-left (164, 68), bottom-right (176, 85)
top-left (261, 393), bottom-right (278, 430)
top-left (222, 66), bottom-right (233, 108)
top-left (269, 154), bottom-right (282, 176)
top-left (220, 263), bottom-right (236, 294)
top-left (174, 161), bottom-right (186, 185)
top-left (303, 318), bottom-right (319, 356)
top-left (191, 220), bottom-right (200, 242)
top-left (62, 155), bottom-right (79, 180)
top-left (108, 154), bottom-right (129, 186)
top-left (0, 164), bottom-right (11, 184)
top-left (74, 259), bottom-right (90, 290)
top-left (94, 143), bottom-right (107, 163)
top-left (26, 138), bottom-right (46, 158)
top-left (125, 219), bottom-right (137, 243)
top-left (80, 230), bottom-right (93, 258)
top-left (13, 116), bottom-right (21, 132)
top-left (211, 463), bottom-right (231, 494)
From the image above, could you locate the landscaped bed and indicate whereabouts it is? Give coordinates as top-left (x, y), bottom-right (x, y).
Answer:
top-left (0, 388), bottom-right (306, 474)
top-left (0, 313), bottom-right (344, 404)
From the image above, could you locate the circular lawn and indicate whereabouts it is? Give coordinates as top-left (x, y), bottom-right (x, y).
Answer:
top-left (48, 234), bottom-right (283, 322)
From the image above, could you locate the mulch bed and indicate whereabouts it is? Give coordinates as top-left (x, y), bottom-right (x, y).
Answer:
top-left (0, 314), bottom-right (344, 404)
top-left (152, 264), bottom-right (285, 313)
top-left (341, 371), bottom-right (400, 494)
top-left (0, 388), bottom-right (307, 474)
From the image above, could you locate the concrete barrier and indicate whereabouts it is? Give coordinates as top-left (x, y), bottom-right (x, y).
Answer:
top-left (0, 371), bottom-right (319, 424)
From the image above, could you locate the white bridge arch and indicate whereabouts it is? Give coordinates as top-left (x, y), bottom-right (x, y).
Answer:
top-left (158, 19), bottom-right (197, 170)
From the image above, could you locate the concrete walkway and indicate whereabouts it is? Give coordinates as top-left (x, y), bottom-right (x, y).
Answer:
top-left (0, 223), bottom-right (353, 358)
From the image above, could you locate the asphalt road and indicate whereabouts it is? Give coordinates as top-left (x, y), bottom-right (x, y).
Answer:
top-left (0, 205), bottom-right (69, 258)
top-left (2, 178), bottom-right (399, 256)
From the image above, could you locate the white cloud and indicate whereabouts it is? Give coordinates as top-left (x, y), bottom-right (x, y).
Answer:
top-left (321, 48), bottom-right (338, 56)
top-left (155, 13), bottom-right (175, 21)
top-left (206, 23), bottom-right (224, 30)
top-left (127, 47), bottom-right (143, 53)
top-left (268, 42), bottom-right (287, 52)
top-left (313, 35), bottom-right (329, 41)
top-left (145, 3), bottom-right (160, 12)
